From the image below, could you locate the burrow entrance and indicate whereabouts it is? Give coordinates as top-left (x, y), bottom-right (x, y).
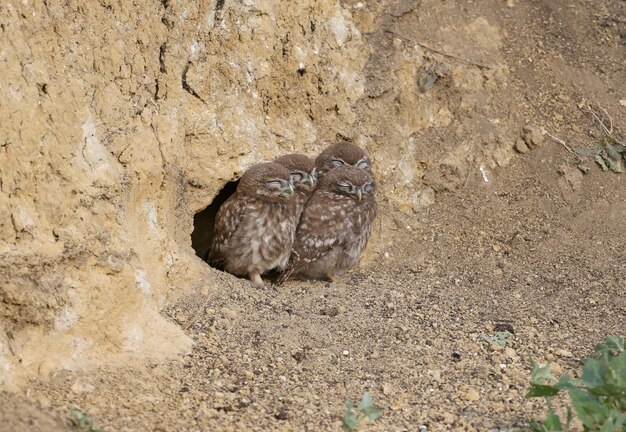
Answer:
top-left (191, 180), bottom-right (239, 263)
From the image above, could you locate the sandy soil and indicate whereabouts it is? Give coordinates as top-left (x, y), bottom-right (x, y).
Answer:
top-left (2, 0), bottom-right (625, 431)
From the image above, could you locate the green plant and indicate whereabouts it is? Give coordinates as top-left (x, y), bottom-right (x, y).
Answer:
top-left (342, 392), bottom-right (383, 431)
top-left (68, 406), bottom-right (106, 432)
top-left (526, 335), bottom-right (626, 431)
top-left (483, 331), bottom-right (513, 347)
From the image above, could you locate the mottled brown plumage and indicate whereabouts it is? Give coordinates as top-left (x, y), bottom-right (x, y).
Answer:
top-left (277, 165), bottom-right (377, 284)
top-left (315, 141), bottom-right (372, 178)
top-left (208, 162), bottom-right (298, 287)
top-left (274, 153), bottom-right (317, 224)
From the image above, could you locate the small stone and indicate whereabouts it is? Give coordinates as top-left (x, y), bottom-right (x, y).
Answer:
top-left (554, 113), bottom-right (564, 122)
top-left (342, 350), bottom-right (350, 356)
top-left (572, 124), bottom-right (582, 133)
top-left (555, 348), bottom-right (573, 358)
top-left (490, 343), bottom-right (504, 351)
top-left (221, 307), bottom-right (237, 319)
top-left (442, 412), bottom-right (455, 424)
top-left (503, 347), bottom-right (517, 359)
top-left (490, 401), bottom-right (505, 411)
top-left (522, 125), bottom-right (545, 147)
top-left (619, 100), bottom-right (626, 107)
top-left (71, 378), bottom-right (95, 394)
top-left (515, 139), bottom-right (530, 154)
top-left (274, 407), bottom-right (289, 420)
top-left (550, 362), bottom-right (563, 376)
top-left (462, 388), bottom-right (480, 401)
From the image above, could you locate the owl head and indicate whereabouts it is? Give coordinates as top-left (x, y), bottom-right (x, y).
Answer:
top-left (274, 154), bottom-right (317, 195)
top-left (315, 141), bottom-right (372, 177)
top-left (237, 162), bottom-right (295, 202)
top-left (320, 165), bottom-right (376, 202)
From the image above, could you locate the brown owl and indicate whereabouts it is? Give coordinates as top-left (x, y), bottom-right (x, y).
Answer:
top-left (208, 162), bottom-right (298, 287)
top-left (277, 165), bottom-right (377, 284)
top-left (274, 153), bottom-right (317, 223)
top-left (315, 141), bottom-right (372, 178)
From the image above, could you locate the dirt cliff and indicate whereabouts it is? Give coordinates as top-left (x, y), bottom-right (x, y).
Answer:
top-left (1, 0), bottom-right (523, 387)
top-left (2, 0), bottom-right (626, 430)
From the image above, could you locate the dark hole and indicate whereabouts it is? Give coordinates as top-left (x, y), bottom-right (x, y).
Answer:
top-left (191, 179), bottom-right (239, 263)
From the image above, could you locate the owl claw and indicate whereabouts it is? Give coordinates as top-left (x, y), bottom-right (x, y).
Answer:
top-left (250, 273), bottom-right (265, 288)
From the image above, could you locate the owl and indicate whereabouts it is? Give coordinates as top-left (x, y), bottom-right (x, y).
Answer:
top-left (208, 162), bottom-right (298, 288)
top-left (274, 153), bottom-right (317, 223)
top-left (276, 165), bottom-right (377, 284)
top-left (315, 141), bottom-right (372, 178)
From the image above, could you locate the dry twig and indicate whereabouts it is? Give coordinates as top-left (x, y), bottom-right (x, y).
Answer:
top-left (545, 131), bottom-right (578, 156)
top-left (384, 29), bottom-right (491, 70)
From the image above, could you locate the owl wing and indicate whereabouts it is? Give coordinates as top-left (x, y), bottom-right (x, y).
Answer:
top-left (207, 192), bottom-right (246, 268)
top-left (276, 195), bottom-right (350, 284)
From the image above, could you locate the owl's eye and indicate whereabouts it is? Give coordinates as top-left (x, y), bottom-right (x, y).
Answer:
top-left (331, 159), bottom-right (345, 167)
top-left (290, 172), bottom-right (303, 182)
top-left (363, 183), bottom-right (374, 193)
top-left (266, 180), bottom-right (284, 189)
top-left (336, 181), bottom-right (351, 191)
top-left (356, 160), bottom-right (370, 170)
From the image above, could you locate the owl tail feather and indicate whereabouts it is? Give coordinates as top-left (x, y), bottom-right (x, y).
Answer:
top-left (275, 249), bottom-right (303, 285)
top-left (275, 268), bottom-right (294, 286)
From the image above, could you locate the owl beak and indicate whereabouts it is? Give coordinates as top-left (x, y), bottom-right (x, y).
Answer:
top-left (304, 176), bottom-right (315, 188)
top-left (285, 183), bottom-right (295, 195)
top-left (354, 188), bottom-right (363, 202)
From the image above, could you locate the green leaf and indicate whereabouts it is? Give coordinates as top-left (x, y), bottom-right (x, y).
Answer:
top-left (530, 411), bottom-right (563, 431)
top-left (542, 411), bottom-right (564, 431)
top-left (582, 357), bottom-right (607, 388)
top-left (358, 392), bottom-right (373, 411)
top-left (363, 406), bottom-right (383, 422)
top-left (598, 335), bottom-right (625, 355)
top-left (529, 420), bottom-right (544, 432)
top-left (565, 406), bottom-right (573, 429)
top-left (482, 331), bottom-right (512, 347)
top-left (530, 362), bottom-right (555, 385)
top-left (606, 156), bottom-right (623, 173)
top-left (554, 373), bottom-right (577, 391)
top-left (342, 409), bottom-right (358, 432)
top-left (595, 154), bottom-right (609, 171)
top-left (358, 392), bottom-right (383, 421)
top-left (572, 146), bottom-right (597, 156)
top-left (598, 411), bottom-right (626, 432)
top-left (568, 387), bottom-right (608, 428)
top-left (526, 384), bottom-right (560, 398)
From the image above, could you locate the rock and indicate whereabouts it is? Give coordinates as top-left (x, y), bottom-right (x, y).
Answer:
top-left (555, 348), bottom-right (573, 358)
top-left (522, 125), bottom-right (545, 147)
top-left (503, 347), bottom-right (517, 359)
top-left (442, 412), bottom-right (455, 424)
top-left (382, 383), bottom-right (394, 395)
top-left (71, 378), bottom-right (95, 394)
top-left (515, 139), bottom-right (530, 154)
top-left (462, 388), bottom-right (480, 401)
